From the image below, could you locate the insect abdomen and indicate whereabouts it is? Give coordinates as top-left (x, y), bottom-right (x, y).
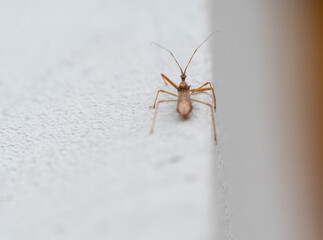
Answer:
top-left (177, 90), bottom-right (192, 119)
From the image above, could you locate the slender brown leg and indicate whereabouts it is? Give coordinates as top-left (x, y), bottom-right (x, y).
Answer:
top-left (161, 76), bottom-right (168, 85)
top-left (150, 90), bottom-right (178, 108)
top-left (192, 99), bottom-right (217, 144)
top-left (161, 74), bottom-right (178, 89)
top-left (190, 87), bottom-right (215, 110)
top-left (190, 82), bottom-right (216, 110)
top-left (150, 100), bottom-right (177, 134)
top-left (190, 87), bottom-right (212, 93)
top-left (190, 82), bottom-right (214, 93)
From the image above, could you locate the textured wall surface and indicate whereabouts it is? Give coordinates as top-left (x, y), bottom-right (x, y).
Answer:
top-left (0, 1), bottom-right (219, 240)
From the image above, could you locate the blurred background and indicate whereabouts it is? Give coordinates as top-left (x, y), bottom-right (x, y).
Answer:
top-left (210, 1), bottom-right (323, 240)
top-left (0, 0), bottom-right (322, 240)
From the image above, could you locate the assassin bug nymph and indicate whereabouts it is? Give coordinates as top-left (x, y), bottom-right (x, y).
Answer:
top-left (149, 32), bottom-right (218, 143)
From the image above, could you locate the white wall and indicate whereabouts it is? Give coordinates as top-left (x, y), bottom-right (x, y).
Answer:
top-left (0, 1), bottom-right (220, 240)
top-left (210, 1), bottom-right (292, 240)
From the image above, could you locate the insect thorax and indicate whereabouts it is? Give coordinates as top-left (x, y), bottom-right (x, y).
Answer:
top-left (178, 81), bottom-right (190, 91)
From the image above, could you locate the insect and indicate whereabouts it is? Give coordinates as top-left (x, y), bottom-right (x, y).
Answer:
top-left (149, 32), bottom-right (218, 143)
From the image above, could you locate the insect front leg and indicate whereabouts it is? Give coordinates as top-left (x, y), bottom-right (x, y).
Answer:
top-left (160, 74), bottom-right (178, 89)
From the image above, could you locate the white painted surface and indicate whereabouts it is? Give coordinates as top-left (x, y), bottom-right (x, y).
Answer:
top-left (0, 1), bottom-right (219, 240)
top-left (210, 1), bottom-right (292, 240)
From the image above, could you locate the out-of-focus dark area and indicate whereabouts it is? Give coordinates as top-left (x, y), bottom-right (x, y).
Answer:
top-left (296, 1), bottom-right (323, 239)
top-left (210, 1), bottom-right (323, 240)
top-left (274, 1), bottom-right (323, 239)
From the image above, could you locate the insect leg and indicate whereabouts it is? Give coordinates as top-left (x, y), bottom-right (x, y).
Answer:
top-left (190, 87), bottom-right (215, 109)
top-left (191, 99), bottom-right (217, 144)
top-left (190, 82), bottom-right (216, 110)
top-left (150, 90), bottom-right (178, 108)
top-left (150, 100), bottom-right (177, 134)
top-left (161, 74), bottom-right (178, 89)
top-left (190, 82), bottom-right (210, 93)
top-left (190, 87), bottom-right (212, 93)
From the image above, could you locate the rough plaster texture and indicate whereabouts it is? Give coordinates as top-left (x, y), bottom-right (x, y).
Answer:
top-left (0, 1), bottom-right (219, 240)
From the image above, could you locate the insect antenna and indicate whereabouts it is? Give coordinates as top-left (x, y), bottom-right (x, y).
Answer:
top-left (183, 31), bottom-right (219, 74)
top-left (151, 42), bottom-right (184, 75)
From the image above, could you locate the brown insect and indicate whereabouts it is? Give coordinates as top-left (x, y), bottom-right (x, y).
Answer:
top-left (149, 32), bottom-right (218, 143)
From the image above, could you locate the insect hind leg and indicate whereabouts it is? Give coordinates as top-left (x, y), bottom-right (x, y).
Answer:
top-left (150, 100), bottom-right (177, 134)
top-left (150, 90), bottom-right (178, 109)
top-left (191, 99), bottom-right (217, 144)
